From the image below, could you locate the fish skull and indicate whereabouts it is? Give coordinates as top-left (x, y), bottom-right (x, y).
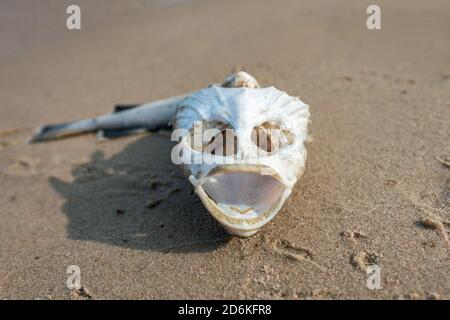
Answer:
top-left (173, 73), bottom-right (310, 237)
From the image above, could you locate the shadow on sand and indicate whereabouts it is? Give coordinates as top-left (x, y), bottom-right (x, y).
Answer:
top-left (50, 134), bottom-right (231, 253)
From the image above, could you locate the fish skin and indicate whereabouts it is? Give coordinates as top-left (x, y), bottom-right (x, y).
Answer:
top-left (29, 94), bottom-right (188, 143)
top-left (30, 71), bottom-right (260, 143)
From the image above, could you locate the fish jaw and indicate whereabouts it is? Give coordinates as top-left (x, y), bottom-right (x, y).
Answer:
top-left (193, 165), bottom-right (292, 237)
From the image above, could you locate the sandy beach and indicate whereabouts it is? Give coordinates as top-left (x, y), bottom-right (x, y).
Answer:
top-left (0, 0), bottom-right (449, 299)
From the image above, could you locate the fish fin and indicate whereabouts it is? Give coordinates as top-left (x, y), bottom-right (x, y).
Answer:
top-left (113, 104), bottom-right (141, 113)
top-left (29, 118), bottom-right (98, 143)
top-left (96, 124), bottom-right (172, 140)
top-left (96, 127), bottom-right (148, 140)
top-left (29, 122), bottom-right (78, 143)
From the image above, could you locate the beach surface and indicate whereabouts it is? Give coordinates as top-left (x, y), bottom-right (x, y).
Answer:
top-left (0, 0), bottom-right (449, 299)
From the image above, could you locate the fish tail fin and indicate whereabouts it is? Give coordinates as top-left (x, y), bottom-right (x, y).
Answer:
top-left (113, 104), bottom-right (140, 113)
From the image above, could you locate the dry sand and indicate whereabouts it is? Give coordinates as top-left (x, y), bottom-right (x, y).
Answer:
top-left (0, 0), bottom-right (449, 299)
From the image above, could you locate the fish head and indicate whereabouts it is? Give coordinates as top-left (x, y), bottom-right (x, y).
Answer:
top-left (172, 80), bottom-right (310, 237)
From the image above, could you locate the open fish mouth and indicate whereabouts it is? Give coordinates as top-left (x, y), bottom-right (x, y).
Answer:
top-left (195, 165), bottom-right (289, 237)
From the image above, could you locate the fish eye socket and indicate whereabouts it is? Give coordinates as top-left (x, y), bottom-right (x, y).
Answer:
top-left (188, 120), bottom-right (238, 156)
top-left (251, 122), bottom-right (294, 154)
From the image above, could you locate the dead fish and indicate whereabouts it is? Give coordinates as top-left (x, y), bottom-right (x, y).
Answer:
top-left (31, 72), bottom-right (310, 237)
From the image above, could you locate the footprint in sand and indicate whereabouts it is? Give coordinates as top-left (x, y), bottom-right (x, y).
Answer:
top-left (394, 291), bottom-right (441, 300)
top-left (273, 239), bottom-right (314, 262)
top-left (0, 141), bottom-right (10, 151)
top-left (418, 217), bottom-right (449, 246)
top-left (6, 157), bottom-right (42, 176)
top-left (350, 250), bottom-right (380, 272)
top-left (359, 70), bottom-right (416, 85)
top-left (0, 128), bottom-right (24, 150)
top-left (0, 128), bottom-right (23, 139)
top-left (340, 230), bottom-right (368, 244)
